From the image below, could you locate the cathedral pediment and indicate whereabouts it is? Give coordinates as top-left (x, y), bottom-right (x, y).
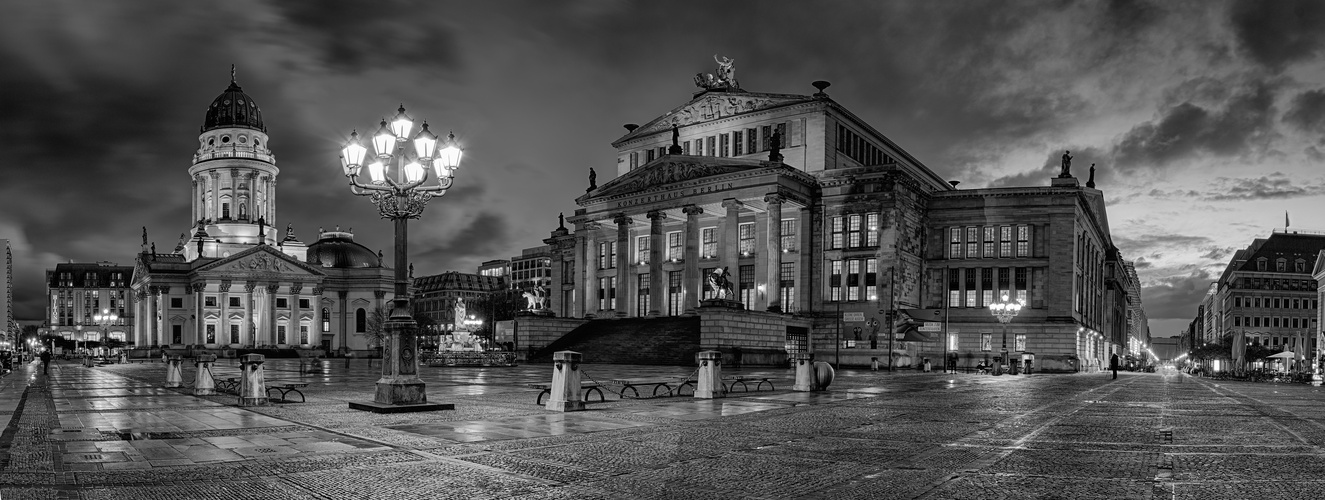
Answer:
top-left (613, 91), bottom-right (813, 146)
top-left (196, 245), bottom-right (324, 278)
top-left (587, 158), bottom-right (766, 200)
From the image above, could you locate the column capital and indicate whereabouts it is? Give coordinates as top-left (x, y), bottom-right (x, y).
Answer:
top-left (374, 290), bottom-right (387, 299)
top-left (613, 213), bottom-right (634, 226)
top-left (646, 210), bottom-right (667, 221)
top-left (764, 193), bottom-right (785, 205)
top-left (219, 280), bottom-right (232, 293)
top-left (191, 283), bottom-right (206, 293)
top-left (338, 290), bottom-right (349, 299)
top-left (266, 283), bottom-right (281, 293)
top-left (245, 282), bottom-right (257, 293)
top-left (290, 282), bottom-right (304, 294)
top-left (721, 198), bottom-right (744, 210)
top-left (682, 205), bottom-right (704, 217)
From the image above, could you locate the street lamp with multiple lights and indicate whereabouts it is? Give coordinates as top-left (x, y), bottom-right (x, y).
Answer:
top-left (339, 105), bottom-right (462, 410)
top-left (987, 294), bottom-right (1024, 376)
top-left (93, 308), bottom-right (118, 358)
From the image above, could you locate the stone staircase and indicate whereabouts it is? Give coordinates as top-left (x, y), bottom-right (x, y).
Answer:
top-left (529, 316), bottom-right (701, 365)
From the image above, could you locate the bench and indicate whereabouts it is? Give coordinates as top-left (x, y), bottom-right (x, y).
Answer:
top-left (266, 383), bottom-right (309, 403)
top-left (529, 383), bottom-right (607, 405)
top-left (214, 376), bottom-right (241, 394)
top-left (724, 376), bottom-right (775, 393)
top-left (610, 377), bottom-right (694, 399)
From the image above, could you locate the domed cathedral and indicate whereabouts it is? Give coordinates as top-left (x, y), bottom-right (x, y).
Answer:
top-left (129, 70), bottom-right (392, 354)
top-left (535, 58), bottom-right (1130, 372)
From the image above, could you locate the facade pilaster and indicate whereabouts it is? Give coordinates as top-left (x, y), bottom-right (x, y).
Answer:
top-left (244, 282), bottom-right (256, 346)
top-left (266, 283), bottom-right (279, 345)
top-left (765, 194), bottom-right (785, 312)
top-left (219, 280), bottom-right (231, 345)
top-left (683, 205), bottom-right (703, 314)
top-left (614, 214), bottom-right (633, 317)
top-left (647, 210), bottom-right (666, 316)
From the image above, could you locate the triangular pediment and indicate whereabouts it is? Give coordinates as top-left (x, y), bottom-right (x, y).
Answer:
top-left (613, 91), bottom-right (814, 146)
top-left (586, 157), bottom-right (768, 200)
top-left (196, 244), bottom-right (325, 278)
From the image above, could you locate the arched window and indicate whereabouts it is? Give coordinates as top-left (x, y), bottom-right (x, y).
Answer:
top-left (322, 308), bottom-right (331, 332)
top-left (355, 308), bottom-right (366, 332)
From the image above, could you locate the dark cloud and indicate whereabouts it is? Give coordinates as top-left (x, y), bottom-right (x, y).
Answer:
top-left (1204, 173), bottom-right (1322, 201)
top-left (1133, 257), bottom-right (1153, 269)
top-left (269, 1), bottom-right (462, 74)
top-left (987, 146), bottom-right (1109, 189)
top-left (1113, 80), bottom-right (1277, 169)
top-left (1283, 89), bottom-right (1325, 134)
top-left (1140, 269), bottom-right (1215, 320)
top-left (1198, 246), bottom-right (1235, 260)
top-left (1229, 0), bottom-right (1325, 71)
top-left (1111, 233), bottom-right (1213, 256)
top-left (413, 212), bottom-right (511, 265)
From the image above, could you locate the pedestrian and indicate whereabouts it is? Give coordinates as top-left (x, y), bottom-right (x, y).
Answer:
top-left (1109, 353), bottom-right (1119, 380)
top-left (40, 349), bottom-right (52, 375)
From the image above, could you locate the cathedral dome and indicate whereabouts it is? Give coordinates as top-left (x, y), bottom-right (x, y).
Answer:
top-left (306, 231), bottom-right (381, 268)
top-left (202, 79), bottom-right (266, 133)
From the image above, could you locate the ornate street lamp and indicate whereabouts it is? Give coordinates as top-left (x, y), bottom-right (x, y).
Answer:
top-left (987, 294), bottom-right (1024, 376)
top-left (340, 105), bottom-right (462, 411)
top-left (93, 308), bottom-right (118, 358)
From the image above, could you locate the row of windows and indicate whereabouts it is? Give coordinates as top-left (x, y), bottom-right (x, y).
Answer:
top-left (836, 124), bottom-right (895, 166)
top-left (1246, 336), bottom-right (1317, 349)
top-left (830, 214), bottom-right (879, 250)
top-left (948, 226), bottom-right (1031, 259)
top-left (601, 221), bottom-right (797, 269)
top-left (629, 123), bottom-right (790, 169)
top-left (1233, 296), bottom-right (1319, 310)
top-left (947, 267), bottom-right (1033, 308)
top-left (1255, 257), bottom-right (1309, 273)
top-left (53, 272), bottom-right (128, 288)
top-left (829, 258), bottom-right (877, 301)
top-left (597, 264), bottom-right (797, 315)
top-left (201, 296), bottom-right (311, 309)
top-left (1232, 316), bottom-right (1319, 329)
top-left (1231, 277), bottom-right (1316, 291)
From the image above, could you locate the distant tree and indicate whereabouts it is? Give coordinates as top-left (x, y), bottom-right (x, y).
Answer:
top-left (365, 306), bottom-right (389, 356)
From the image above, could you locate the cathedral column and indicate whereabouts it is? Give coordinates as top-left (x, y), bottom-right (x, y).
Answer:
top-left (682, 205), bottom-right (703, 314)
top-left (268, 178), bottom-right (277, 225)
top-left (191, 283), bottom-right (205, 345)
top-left (647, 210), bottom-right (665, 316)
top-left (613, 214), bottom-right (632, 317)
top-left (338, 291), bottom-right (349, 350)
top-left (228, 168), bottom-right (239, 219)
top-left (721, 198), bottom-right (743, 275)
top-left (244, 282), bottom-right (256, 347)
top-left (765, 194), bottom-right (784, 313)
top-left (219, 280), bottom-right (231, 345)
top-left (209, 171), bottom-right (220, 222)
top-left (291, 283), bottom-right (304, 345)
top-left (266, 283), bottom-right (279, 345)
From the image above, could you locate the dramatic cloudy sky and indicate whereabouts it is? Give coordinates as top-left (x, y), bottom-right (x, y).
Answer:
top-left (3, 1), bottom-right (1324, 337)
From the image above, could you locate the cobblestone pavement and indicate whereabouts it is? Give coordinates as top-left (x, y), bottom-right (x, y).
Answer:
top-left (4, 358), bottom-right (1325, 499)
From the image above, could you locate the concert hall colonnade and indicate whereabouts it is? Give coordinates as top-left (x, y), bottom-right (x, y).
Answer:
top-left (534, 69), bottom-right (1131, 372)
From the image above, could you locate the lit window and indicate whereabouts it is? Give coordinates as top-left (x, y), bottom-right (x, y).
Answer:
top-left (739, 223), bottom-right (756, 255)
top-left (983, 227), bottom-right (995, 258)
top-left (829, 260), bottom-right (843, 301)
top-left (1000, 226), bottom-right (1012, 257)
top-left (865, 213), bottom-right (879, 246)
top-left (636, 235), bottom-right (650, 263)
top-left (702, 227), bottom-right (717, 258)
top-left (668, 232), bottom-right (683, 261)
top-left (1017, 225), bottom-right (1030, 257)
top-left (950, 228), bottom-right (962, 258)
top-left (780, 219), bottom-right (796, 251)
top-left (847, 215), bottom-right (862, 247)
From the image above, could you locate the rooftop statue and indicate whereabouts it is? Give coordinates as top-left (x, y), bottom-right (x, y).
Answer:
top-left (1060, 150), bottom-right (1073, 178)
top-left (694, 54), bottom-right (740, 90)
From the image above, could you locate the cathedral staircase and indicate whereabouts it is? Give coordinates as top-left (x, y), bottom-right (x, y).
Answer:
top-left (529, 316), bottom-right (701, 366)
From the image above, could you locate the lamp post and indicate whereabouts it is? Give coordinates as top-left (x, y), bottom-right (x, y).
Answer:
top-left (339, 105), bottom-right (462, 410)
top-left (93, 308), bottom-right (118, 359)
top-left (987, 293), bottom-right (1024, 376)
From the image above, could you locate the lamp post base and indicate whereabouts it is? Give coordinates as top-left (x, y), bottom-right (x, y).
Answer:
top-left (349, 400), bottom-right (453, 414)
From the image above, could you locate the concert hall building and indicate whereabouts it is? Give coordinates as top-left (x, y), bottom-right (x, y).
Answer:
top-left (525, 63), bottom-right (1138, 372)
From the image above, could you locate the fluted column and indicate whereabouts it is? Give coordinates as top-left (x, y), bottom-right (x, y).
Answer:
top-left (683, 205), bottom-right (703, 314)
top-left (647, 210), bottom-right (666, 316)
top-left (192, 284), bottom-right (205, 345)
top-left (312, 286), bottom-right (324, 348)
top-left (268, 178), bottom-right (277, 226)
top-left (721, 198), bottom-right (743, 275)
top-left (191, 178), bottom-right (199, 223)
top-left (149, 287), bottom-right (160, 346)
top-left (338, 291), bottom-right (349, 349)
top-left (583, 224), bottom-right (599, 318)
top-left (267, 283), bottom-right (280, 345)
top-left (291, 283), bottom-right (304, 345)
top-left (209, 171), bottom-right (220, 222)
top-left (219, 280), bottom-right (232, 345)
top-left (765, 194), bottom-right (784, 313)
top-left (613, 214), bottom-right (632, 317)
top-left (244, 283), bottom-right (256, 346)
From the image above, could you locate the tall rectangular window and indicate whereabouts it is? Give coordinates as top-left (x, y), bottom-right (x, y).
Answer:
top-left (706, 136), bottom-right (716, 156)
top-left (1017, 225), bottom-right (1030, 257)
top-left (739, 265), bottom-right (756, 305)
top-left (865, 213), bottom-right (879, 246)
top-left (637, 274), bottom-right (650, 317)
top-left (230, 324), bottom-right (240, 344)
top-left (1000, 226), bottom-right (1012, 257)
top-left (966, 227), bottom-right (978, 258)
top-left (847, 214), bottom-right (863, 247)
top-left (981, 268), bottom-right (993, 306)
top-left (646, 149), bottom-right (655, 163)
top-left (701, 227), bottom-right (717, 258)
top-left (981, 333), bottom-right (992, 351)
top-left (599, 277), bottom-right (616, 311)
top-left (1014, 334), bottom-right (1027, 352)
top-left (829, 260), bottom-right (843, 301)
top-left (599, 241), bottom-right (616, 269)
top-left (668, 271), bottom-right (684, 316)
top-left (702, 267), bottom-right (717, 300)
top-left (948, 269), bottom-right (961, 307)
top-left (739, 223), bottom-right (756, 254)
top-left (1015, 267), bottom-right (1028, 303)
top-left (776, 123), bottom-right (788, 148)
top-left (847, 260), bottom-right (861, 300)
top-left (562, 260), bottom-right (574, 282)
top-left (668, 231), bottom-right (683, 260)
top-left (719, 133), bottom-right (729, 157)
top-left (761, 125), bottom-right (772, 151)
top-left (780, 262), bottom-right (796, 312)
top-left (983, 227), bottom-right (996, 258)
top-left (830, 216), bottom-right (844, 249)
top-left (950, 227), bottom-right (962, 258)
top-left (206, 324), bottom-right (216, 344)
top-left (746, 128), bottom-right (758, 154)
top-left (636, 235), bottom-right (650, 264)
top-left (780, 219), bottom-right (796, 251)
top-left (965, 268), bottom-right (977, 307)
top-left (865, 258), bottom-right (878, 301)
top-left (694, 139), bottom-right (703, 155)
top-left (682, 141), bottom-right (690, 155)
top-left (733, 130), bottom-right (744, 156)
top-left (997, 267), bottom-right (1010, 300)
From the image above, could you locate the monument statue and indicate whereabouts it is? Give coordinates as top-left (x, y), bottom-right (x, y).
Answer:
top-left (1087, 163), bottom-right (1096, 188)
top-left (522, 285), bottom-right (547, 310)
top-left (558, 212), bottom-right (565, 229)
top-left (453, 296), bottom-right (467, 326)
top-left (141, 226), bottom-right (148, 247)
top-left (768, 129), bottom-right (783, 162)
top-left (1060, 150), bottom-right (1073, 178)
top-left (694, 54), bottom-right (740, 90)
top-left (285, 223), bottom-right (294, 239)
top-left (587, 167), bottom-right (597, 192)
top-left (707, 267), bottom-right (736, 300)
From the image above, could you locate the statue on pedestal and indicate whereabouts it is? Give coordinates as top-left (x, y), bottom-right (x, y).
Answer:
top-left (707, 267), bottom-right (736, 300)
top-left (522, 285), bottom-right (547, 311)
top-left (1059, 150), bottom-right (1073, 178)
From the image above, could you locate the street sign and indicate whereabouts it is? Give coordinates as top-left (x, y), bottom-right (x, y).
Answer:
top-left (843, 312), bottom-right (865, 322)
top-left (919, 322), bottom-right (943, 332)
